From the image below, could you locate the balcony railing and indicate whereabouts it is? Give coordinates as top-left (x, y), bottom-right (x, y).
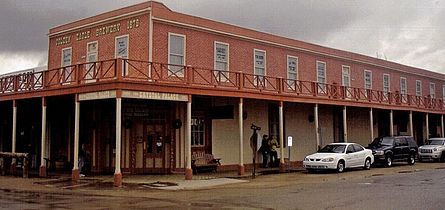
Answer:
top-left (0, 58), bottom-right (443, 112)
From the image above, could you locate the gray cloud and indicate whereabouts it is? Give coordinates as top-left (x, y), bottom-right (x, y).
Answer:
top-left (1, 0), bottom-right (445, 74)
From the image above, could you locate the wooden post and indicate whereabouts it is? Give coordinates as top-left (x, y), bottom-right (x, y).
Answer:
top-left (185, 95), bottom-right (193, 180)
top-left (72, 96), bottom-right (80, 182)
top-left (238, 98), bottom-right (245, 176)
top-left (279, 101), bottom-right (285, 172)
top-left (390, 110), bottom-right (394, 137)
top-left (343, 106), bottom-right (348, 142)
top-left (370, 108), bottom-right (374, 142)
top-left (114, 95), bottom-right (123, 187)
top-left (315, 104), bottom-right (320, 150)
top-left (40, 97), bottom-right (47, 177)
top-left (409, 111), bottom-right (413, 137)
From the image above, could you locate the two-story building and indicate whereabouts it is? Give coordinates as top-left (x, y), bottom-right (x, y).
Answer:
top-left (1, 1), bottom-right (444, 186)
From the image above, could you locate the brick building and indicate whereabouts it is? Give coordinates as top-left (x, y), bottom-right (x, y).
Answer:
top-left (1, 1), bottom-right (445, 186)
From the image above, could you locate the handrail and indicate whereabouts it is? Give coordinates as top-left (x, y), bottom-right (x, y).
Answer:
top-left (0, 58), bottom-right (443, 112)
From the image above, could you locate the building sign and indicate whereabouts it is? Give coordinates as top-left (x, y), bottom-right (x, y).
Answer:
top-left (76, 31), bottom-right (91, 41)
top-left (56, 36), bottom-right (71, 46)
top-left (96, 23), bottom-right (121, 37)
top-left (78, 90), bottom-right (117, 101)
top-left (122, 90), bottom-right (188, 102)
top-left (127, 18), bottom-right (140, 29)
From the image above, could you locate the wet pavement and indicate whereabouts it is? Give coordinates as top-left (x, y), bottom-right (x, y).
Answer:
top-left (0, 162), bottom-right (444, 209)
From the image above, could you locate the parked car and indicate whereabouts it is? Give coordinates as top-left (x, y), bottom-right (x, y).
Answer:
top-left (303, 143), bottom-right (374, 173)
top-left (368, 136), bottom-right (418, 167)
top-left (418, 138), bottom-right (445, 162)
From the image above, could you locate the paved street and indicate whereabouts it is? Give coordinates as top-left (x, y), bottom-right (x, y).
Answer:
top-left (0, 162), bottom-right (444, 209)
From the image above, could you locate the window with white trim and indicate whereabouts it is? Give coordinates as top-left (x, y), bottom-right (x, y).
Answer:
top-left (442, 85), bottom-right (445, 102)
top-left (214, 42), bottom-right (229, 82)
top-left (287, 56), bottom-right (298, 88)
top-left (61, 47), bottom-right (72, 83)
top-left (430, 82), bottom-right (436, 98)
top-left (342, 65), bottom-right (350, 87)
top-left (115, 35), bottom-right (129, 76)
top-left (168, 33), bottom-right (185, 77)
top-left (416, 80), bottom-right (422, 96)
top-left (254, 49), bottom-right (266, 86)
top-left (383, 74), bottom-right (390, 95)
top-left (316, 61), bottom-right (326, 93)
top-left (86, 41), bottom-right (98, 80)
top-left (400, 77), bottom-right (407, 95)
top-left (364, 70), bottom-right (372, 89)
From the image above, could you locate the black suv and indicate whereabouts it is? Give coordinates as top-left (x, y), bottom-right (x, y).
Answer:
top-left (368, 136), bottom-right (418, 167)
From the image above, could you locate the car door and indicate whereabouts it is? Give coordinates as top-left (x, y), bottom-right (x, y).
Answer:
top-left (393, 137), bottom-right (408, 160)
top-left (345, 145), bottom-right (356, 168)
top-left (352, 144), bottom-right (366, 166)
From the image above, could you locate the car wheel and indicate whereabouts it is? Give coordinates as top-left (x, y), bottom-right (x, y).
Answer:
top-left (363, 158), bottom-right (371, 170)
top-left (408, 154), bottom-right (415, 165)
top-left (336, 160), bottom-right (345, 173)
top-left (385, 155), bottom-right (392, 167)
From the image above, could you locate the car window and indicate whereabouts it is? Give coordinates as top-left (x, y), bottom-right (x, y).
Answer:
top-left (346, 145), bottom-right (355, 153)
top-left (319, 145), bottom-right (346, 153)
top-left (395, 138), bottom-right (407, 146)
top-left (428, 140), bottom-right (445, 145)
top-left (353, 144), bottom-right (364, 152)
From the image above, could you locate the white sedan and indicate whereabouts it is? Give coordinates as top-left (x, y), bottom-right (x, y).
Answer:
top-left (303, 143), bottom-right (374, 173)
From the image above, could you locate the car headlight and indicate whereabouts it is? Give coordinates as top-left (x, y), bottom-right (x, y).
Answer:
top-left (375, 150), bottom-right (384, 155)
top-left (322, 157), bottom-right (334, 162)
top-left (433, 148), bottom-right (438, 152)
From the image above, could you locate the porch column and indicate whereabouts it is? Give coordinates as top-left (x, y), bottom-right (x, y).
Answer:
top-left (369, 108), bottom-right (374, 141)
top-left (12, 100), bottom-right (17, 153)
top-left (114, 96), bottom-right (123, 186)
top-left (72, 96), bottom-right (80, 181)
top-left (11, 100), bottom-right (17, 171)
top-left (441, 115), bottom-right (444, 138)
top-left (238, 98), bottom-right (245, 175)
top-left (409, 111), bottom-right (413, 137)
top-left (39, 97), bottom-right (47, 177)
top-left (390, 110), bottom-right (394, 137)
top-left (278, 101), bottom-right (285, 171)
top-left (426, 113), bottom-right (429, 140)
top-left (314, 104), bottom-right (320, 150)
top-left (343, 106), bottom-right (348, 142)
top-left (185, 96), bottom-right (193, 180)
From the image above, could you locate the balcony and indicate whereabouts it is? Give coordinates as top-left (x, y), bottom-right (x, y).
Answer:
top-left (0, 58), bottom-right (443, 112)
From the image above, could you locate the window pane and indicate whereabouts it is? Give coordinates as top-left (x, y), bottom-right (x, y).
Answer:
top-left (215, 43), bottom-right (228, 62)
top-left (170, 35), bottom-right (184, 55)
top-left (116, 37), bottom-right (128, 58)
top-left (215, 61), bottom-right (227, 71)
top-left (62, 49), bottom-right (71, 66)
top-left (255, 51), bottom-right (265, 68)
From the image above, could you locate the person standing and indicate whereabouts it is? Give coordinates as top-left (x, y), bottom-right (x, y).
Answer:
top-left (268, 136), bottom-right (279, 167)
top-left (259, 135), bottom-right (270, 168)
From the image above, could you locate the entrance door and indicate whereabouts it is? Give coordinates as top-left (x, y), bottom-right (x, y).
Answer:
top-left (143, 122), bottom-right (167, 173)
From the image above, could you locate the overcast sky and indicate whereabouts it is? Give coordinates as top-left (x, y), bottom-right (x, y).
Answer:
top-left (1, 0), bottom-right (445, 75)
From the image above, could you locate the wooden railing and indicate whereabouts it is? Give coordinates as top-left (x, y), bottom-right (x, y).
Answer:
top-left (0, 58), bottom-right (443, 112)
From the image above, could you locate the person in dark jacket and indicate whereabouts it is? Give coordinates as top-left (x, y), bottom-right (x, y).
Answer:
top-left (259, 135), bottom-right (270, 168)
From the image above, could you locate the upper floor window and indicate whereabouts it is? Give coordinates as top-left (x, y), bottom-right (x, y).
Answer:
top-left (383, 74), bottom-right (390, 94)
top-left (316, 61), bottom-right (326, 93)
top-left (416, 80), bottom-right (422, 96)
top-left (342, 65), bottom-right (350, 87)
top-left (400, 77), bottom-right (407, 95)
top-left (443, 85), bottom-right (445, 102)
top-left (287, 55), bottom-right (298, 88)
top-left (214, 42), bottom-right (229, 82)
top-left (61, 47), bottom-right (72, 83)
top-left (364, 70), bottom-right (372, 89)
top-left (254, 49), bottom-right (266, 86)
top-left (115, 35), bottom-right (129, 76)
top-left (168, 33), bottom-right (185, 77)
top-left (86, 41), bottom-right (98, 80)
top-left (430, 82), bottom-right (436, 98)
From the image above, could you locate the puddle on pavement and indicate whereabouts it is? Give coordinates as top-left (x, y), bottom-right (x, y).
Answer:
top-left (398, 170), bottom-right (413, 174)
top-left (141, 181), bottom-right (178, 188)
top-left (435, 166), bottom-right (445, 169)
top-left (371, 173), bottom-right (384, 176)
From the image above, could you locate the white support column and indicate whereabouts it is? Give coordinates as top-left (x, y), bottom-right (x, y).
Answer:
top-left (426, 113), bottom-right (429, 140)
top-left (390, 110), bottom-right (394, 137)
top-left (343, 106), bottom-right (348, 143)
top-left (185, 96), bottom-right (193, 180)
top-left (314, 104), bottom-right (320, 150)
top-left (279, 101), bottom-right (284, 167)
top-left (238, 98), bottom-right (245, 175)
top-left (114, 96), bottom-right (123, 186)
top-left (12, 100), bottom-right (17, 153)
top-left (409, 111), bottom-right (414, 137)
top-left (39, 97), bottom-right (47, 177)
top-left (370, 108), bottom-right (374, 141)
top-left (441, 115), bottom-right (444, 138)
top-left (72, 97), bottom-right (80, 181)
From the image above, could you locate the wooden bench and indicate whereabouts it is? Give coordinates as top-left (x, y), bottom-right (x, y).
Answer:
top-left (192, 153), bottom-right (221, 174)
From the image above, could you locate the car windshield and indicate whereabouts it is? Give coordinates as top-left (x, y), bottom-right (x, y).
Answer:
top-left (427, 140), bottom-right (445, 145)
top-left (319, 145), bottom-right (346, 153)
top-left (371, 137), bottom-right (393, 146)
